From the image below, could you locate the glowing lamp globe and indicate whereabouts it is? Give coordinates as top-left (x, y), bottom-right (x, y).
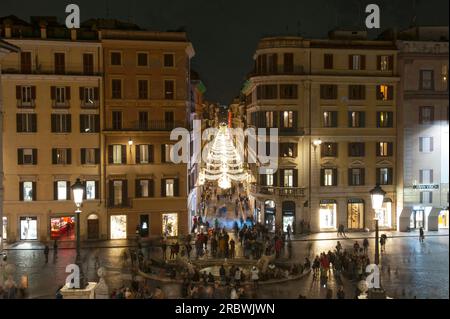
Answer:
top-left (71, 178), bottom-right (84, 209)
top-left (370, 184), bottom-right (386, 212)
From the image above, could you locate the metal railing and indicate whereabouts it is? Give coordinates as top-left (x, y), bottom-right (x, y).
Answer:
top-left (248, 66), bottom-right (304, 78)
top-left (107, 197), bottom-right (132, 209)
top-left (250, 184), bottom-right (305, 197)
top-left (106, 120), bottom-right (185, 131)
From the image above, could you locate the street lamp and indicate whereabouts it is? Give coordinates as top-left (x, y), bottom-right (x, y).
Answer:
top-left (370, 184), bottom-right (385, 265)
top-left (71, 178), bottom-right (87, 289)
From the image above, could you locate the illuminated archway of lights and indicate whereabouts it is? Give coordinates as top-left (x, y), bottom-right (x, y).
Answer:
top-left (200, 123), bottom-right (247, 189)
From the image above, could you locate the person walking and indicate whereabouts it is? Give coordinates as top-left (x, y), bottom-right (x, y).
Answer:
top-left (419, 227), bottom-right (425, 243)
top-left (380, 234), bottom-right (387, 252)
top-left (161, 237), bottom-right (167, 260)
top-left (229, 238), bottom-right (235, 259)
top-left (363, 238), bottom-right (369, 255)
top-left (53, 239), bottom-right (58, 255)
top-left (286, 224), bottom-right (292, 240)
top-left (44, 245), bottom-right (49, 264)
top-left (251, 266), bottom-right (259, 288)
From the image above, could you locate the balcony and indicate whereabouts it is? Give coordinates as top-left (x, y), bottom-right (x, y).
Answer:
top-left (250, 184), bottom-right (305, 198)
top-left (247, 66), bottom-right (304, 78)
top-left (2, 65), bottom-right (102, 77)
top-left (105, 120), bottom-right (185, 132)
top-left (17, 99), bottom-right (36, 109)
top-left (108, 197), bottom-right (132, 209)
top-left (52, 100), bottom-right (70, 109)
top-left (81, 100), bottom-right (100, 109)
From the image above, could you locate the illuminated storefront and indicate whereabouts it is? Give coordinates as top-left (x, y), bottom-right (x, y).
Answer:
top-left (347, 199), bottom-right (364, 230)
top-left (50, 216), bottom-right (75, 240)
top-left (20, 216), bottom-right (37, 240)
top-left (264, 200), bottom-right (276, 233)
top-left (2, 217), bottom-right (6, 240)
top-left (379, 199), bottom-right (392, 228)
top-left (410, 208), bottom-right (425, 229)
top-left (319, 200), bottom-right (337, 229)
top-left (110, 215), bottom-right (127, 239)
top-left (282, 201), bottom-right (295, 233)
top-left (439, 209), bottom-right (449, 228)
top-left (140, 215), bottom-right (149, 237)
top-left (162, 213), bottom-right (178, 237)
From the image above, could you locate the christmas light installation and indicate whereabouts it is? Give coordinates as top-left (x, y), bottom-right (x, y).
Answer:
top-left (202, 123), bottom-right (247, 189)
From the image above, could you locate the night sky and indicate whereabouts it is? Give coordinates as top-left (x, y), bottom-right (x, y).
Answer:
top-left (0, 0), bottom-right (448, 104)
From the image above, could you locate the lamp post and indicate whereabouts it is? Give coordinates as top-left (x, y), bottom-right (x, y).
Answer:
top-left (71, 178), bottom-right (87, 289)
top-left (370, 184), bottom-right (385, 265)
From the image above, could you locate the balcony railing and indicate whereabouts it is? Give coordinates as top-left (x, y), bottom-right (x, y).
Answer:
top-left (81, 100), bottom-right (100, 108)
top-left (108, 197), bottom-right (132, 209)
top-left (106, 120), bottom-right (185, 132)
top-left (17, 99), bottom-right (36, 108)
top-left (52, 100), bottom-right (70, 109)
top-left (250, 184), bottom-right (305, 197)
top-left (247, 66), bottom-right (304, 78)
top-left (2, 66), bottom-right (101, 77)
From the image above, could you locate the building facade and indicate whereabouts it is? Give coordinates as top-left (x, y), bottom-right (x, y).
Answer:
top-left (396, 27), bottom-right (449, 231)
top-left (1, 16), bottom-right (104, 242)
top-left (99, 25), bottom-right (195, 239)
top-left (0, 39), bottom-right (19, 247)
top-left (244, 30), bottom-right (399, 233)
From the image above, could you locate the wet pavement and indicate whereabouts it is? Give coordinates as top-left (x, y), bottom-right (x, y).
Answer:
top-left (2, 229), bottom-right (448, 299)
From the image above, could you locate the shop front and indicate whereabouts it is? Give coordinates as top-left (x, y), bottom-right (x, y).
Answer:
top-left (347, 199), bottom-right (365, 230)
top-left (410, 208), bottom-right (425, 229)
top-left (140, 214), bottom-right (149, 237)
top-left (264, 200), bottom-right (276, 233)
top-left (319, 199), bottom-right (337, 230)
top-left (87, 214), bottom-right (100, 240)
top-left (439, 209), bottom-right (449, 228)
top-left (379, 198), bottom-right (392, 228)
top-left (110, 215), bottom-right (127, 239)
top-left (282, 201), bottom-right (295, 233)
top-left (20, 216), bottom-right (38, 240)
top-left (50, 216), bottom-right (75, 240)
top-left (162, 213), bottom-right (178, 237)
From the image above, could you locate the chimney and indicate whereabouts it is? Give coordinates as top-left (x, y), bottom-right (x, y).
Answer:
top-left (4, 19), bottom-right (12, 38)
top-left (39, 20), bottom-right (47, 39)
top-left (70, 29), bottom-right (77, 41)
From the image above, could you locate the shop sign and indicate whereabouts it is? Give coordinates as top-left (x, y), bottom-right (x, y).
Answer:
top-left (413, 184), bottom-right (439, 190)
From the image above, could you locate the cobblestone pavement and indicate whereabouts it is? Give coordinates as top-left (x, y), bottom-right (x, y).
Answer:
top-left (3, 230), bottom-right (448, 299)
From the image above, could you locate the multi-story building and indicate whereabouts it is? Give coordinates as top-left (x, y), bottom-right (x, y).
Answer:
top-left (97, 21), bottom-right (195, 239)
top-left (394, 27), bottom-right (449, 231)
top-left (0, 39), bottom-right (19, 247)
top-left (243, 29), bottom-right (399, 233)
top-left (0, 16), bottom-right (104, 242)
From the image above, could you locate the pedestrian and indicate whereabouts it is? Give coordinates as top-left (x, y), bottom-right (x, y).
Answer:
top-left (44, 245), bottom-right (49, 264)
top-left (286, 224), bottom-right (292, 240)
top-left (53, 239), bottom-right (58, 255)
top-left (229, 238), bottom-right (235, 259)
top-left (336, 241), bottom-right (342, 253)
top-left (161, 237), bottom-right (167, 260)
top-left (419, 227), bottom-right (425, 243)
top-left (380, 234), bottom-right (387, 252)
top-left (234, 267), bottom-right (241, 286)
top-left (251, 266), bottom-right (259, 288)
top-left (363, 238), bottom-right (369, 254)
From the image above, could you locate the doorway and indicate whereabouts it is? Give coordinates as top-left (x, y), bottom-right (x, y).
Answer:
top-left (87, 214), bottom-right (99, 239)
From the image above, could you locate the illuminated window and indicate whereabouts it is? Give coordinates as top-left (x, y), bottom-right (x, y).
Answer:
top-left (377, 142), bottom-right (392, 157)
top-left (351, 55), bottom-right (361, 70)
top-left (2, 217), bottom-right (7, 240)
top-left (377, 167), bottom-right (392, 185)
top-left (23, 182), bottom-right (34, 201)
top-left (113, 181), bottom-right (123, 205)
top-left (140, 180), bottom-right (149, 197)
top-left (166, 179), bottom-right (174, 197)
top-left (86, 181), bottom-right (96, 200)
top-left (377, 111), bottom-right (393, 128)
top-left (379, 55), bottom-right (390, 71)
top-left (349, 111), bottom-right (365, 128)
top-left (266, 111), bottom-right (274, 127)
top-left (57, 181), bottom-right (67, 200)
top-left (377, 85), bottom-right (393, 101)
top-left (265, 169), bottom-right (274, 186)
top-left (283, 111), bottom-right (294, 128)
top-left (324, 169), bottom-right (334, 186)
top-left (284, 169), bottom-right (293, 187)
top-left (379, 200), bottom-right (392, 227)
top-left (113, 145), bottom-right (122, 164)
top-left (140, 145), bottom-right (149, 163)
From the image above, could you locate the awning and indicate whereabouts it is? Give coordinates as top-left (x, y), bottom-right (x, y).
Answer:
top-left (399, 207), bottom-right (413, 232)
top-left (428, 207), bottom-right (441, 231)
